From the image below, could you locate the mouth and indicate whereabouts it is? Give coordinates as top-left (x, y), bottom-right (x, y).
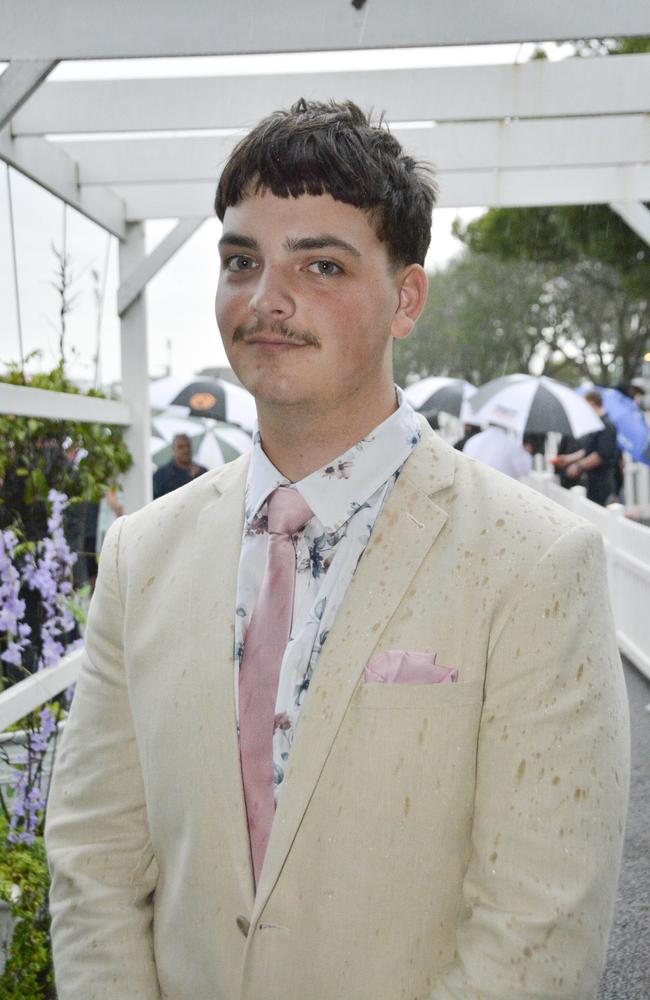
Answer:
top-left (234, 322), bottom-right (320, 350)
top-left (242, 336), bottom-right (312, 350)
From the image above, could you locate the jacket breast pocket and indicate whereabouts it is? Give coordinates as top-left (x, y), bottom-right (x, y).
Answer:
top-left (355, 678), bottom-right (484, 710)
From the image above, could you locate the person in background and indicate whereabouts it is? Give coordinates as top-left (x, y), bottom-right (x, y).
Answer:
top-left (522, 431), bottom-right (546, 459)
top-left (152, 433), bottom-right (207, 499)
top-left (462, 421), bottom-right (533, 480)
top-left (616, 381), bottom-right (645, 407)
top-left (554, 390), bottom-right (618, 506)
top-left (554, 433), bottom-right (582, 490)
top-left (453, 419), bottom-right (481, 452)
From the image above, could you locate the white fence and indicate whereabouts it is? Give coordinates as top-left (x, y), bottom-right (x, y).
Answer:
top-left (526, 471), bottom-right (650, 680)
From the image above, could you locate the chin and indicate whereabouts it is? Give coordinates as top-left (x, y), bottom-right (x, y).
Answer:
top-left (234, 367), bottom-right (309, 407)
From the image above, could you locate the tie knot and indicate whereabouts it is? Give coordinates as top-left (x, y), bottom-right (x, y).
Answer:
top-left (267, 487), bottom-right (313, 536)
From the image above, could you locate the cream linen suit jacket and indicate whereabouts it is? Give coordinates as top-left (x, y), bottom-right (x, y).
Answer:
top-left (46, 423), bottom-right (629, 1000)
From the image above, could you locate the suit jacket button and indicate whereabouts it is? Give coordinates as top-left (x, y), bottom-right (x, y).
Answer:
top-left (236, 915), bottom-right (250, 937)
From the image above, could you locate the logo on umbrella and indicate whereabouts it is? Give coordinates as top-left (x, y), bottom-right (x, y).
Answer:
top-left (189, 392), bottom-right (217, 411)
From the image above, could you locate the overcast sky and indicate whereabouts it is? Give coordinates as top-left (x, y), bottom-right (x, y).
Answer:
top-left (0, 42), bottom-right (571, 387)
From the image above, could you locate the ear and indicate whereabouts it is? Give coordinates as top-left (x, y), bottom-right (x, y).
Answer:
top-left (390, 264), bottom-right (428, 341)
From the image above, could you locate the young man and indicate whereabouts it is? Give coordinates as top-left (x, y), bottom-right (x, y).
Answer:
top-left (46, 100), bottom-right (629, 1000)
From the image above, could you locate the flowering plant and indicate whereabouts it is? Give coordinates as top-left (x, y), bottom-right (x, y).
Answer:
top-left (0, 490), bottom-right (81, 846)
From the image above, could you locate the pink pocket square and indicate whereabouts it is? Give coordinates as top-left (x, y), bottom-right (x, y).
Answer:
top-left (364, 650), bottom-right (458, 685)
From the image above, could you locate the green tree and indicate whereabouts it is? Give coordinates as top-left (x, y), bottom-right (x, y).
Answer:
top-left (394, 253), bottom-right (561, 387)
top-left (453, 207), bottom-right (650, 384)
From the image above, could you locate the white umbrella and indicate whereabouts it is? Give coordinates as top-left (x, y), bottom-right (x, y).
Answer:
top-left (149, 375), bottom-right (256, 432)
top-left (151, 413), bottom-right (252, 470)
top-left (403, 376), bottom-right (477, 418)
top-left (468, 374), bottom-right (604, 437)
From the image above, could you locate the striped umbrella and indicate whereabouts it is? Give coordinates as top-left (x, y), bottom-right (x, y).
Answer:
top-left (149, 376), bottom-right (256, 431)
top-left (403, 376), bottom-right (477, 418)
top-left (468, 374), bottom-right (603, 437)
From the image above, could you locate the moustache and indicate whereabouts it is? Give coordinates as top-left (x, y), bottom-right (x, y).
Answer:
top-left (233, 320), bottom-right (320, 349)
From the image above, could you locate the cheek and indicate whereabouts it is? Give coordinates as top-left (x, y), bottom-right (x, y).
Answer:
top-left (215, 283), bottom-right (240, 332)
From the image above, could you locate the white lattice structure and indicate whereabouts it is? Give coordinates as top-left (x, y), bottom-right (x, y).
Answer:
top-left (1, 1), bottom-right (649, 510)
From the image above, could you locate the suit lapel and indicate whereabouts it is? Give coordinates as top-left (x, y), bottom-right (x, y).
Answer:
top-left (251, 425), bottom-right (456, 923)
top-left (189, 456), bottom-right (256, 909)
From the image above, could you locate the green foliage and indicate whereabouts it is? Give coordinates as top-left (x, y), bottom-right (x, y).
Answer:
top-left (455, 205), bottom-right (650, 299)
top-left (0, 816), bottom-right (54, 999)
top-left (394, 254), bottom-right (563, 387)
top-left (572, 36), bottom-right (650, 58)
top-left (453, 203), bottom-right (650, 385)
top-left (395, 245), bottom-right (649, 389)
top-left (0, 359), bottom-right (131, 540)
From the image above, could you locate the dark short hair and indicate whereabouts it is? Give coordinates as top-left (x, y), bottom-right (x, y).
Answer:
top-left (617, 381), bottom-right (643, 399)
top-left (214, 98), bottom-right (437, 267)
top-left (585, 390), bottom-right (603, 407)
top-left (172, 434), bottom-right (192, 446)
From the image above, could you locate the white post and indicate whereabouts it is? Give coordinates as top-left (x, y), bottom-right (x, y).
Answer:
top-left (623, 458), bottom-right (637, 508)
top-left (638, 464), bottom-right (650, 509)
top-left (119, 222), bottom-right (152, 513)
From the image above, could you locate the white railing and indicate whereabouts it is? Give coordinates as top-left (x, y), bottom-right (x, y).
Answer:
top-left (0, 649), bottom-right (83, 734)
top-left (525, 471), bottom-right (650, 680)
top-left (623, 459), bottom-right (650, 509)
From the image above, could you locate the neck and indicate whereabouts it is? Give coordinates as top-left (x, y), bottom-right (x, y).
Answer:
top-left (256, 382), bottom-right (399, 481)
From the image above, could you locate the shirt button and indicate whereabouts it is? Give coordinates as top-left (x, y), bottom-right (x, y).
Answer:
top-left (236, 915), bottom-right (250, 937)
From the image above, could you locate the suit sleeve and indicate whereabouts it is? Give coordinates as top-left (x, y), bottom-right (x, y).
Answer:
top-left (427, 523), bottom-right (630, 999)
top-left (45, 516), bottom-right (161, 1000)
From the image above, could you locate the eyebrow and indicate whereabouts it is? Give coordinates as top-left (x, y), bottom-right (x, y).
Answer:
top-left (284, 235), bottom-right (362, 257)
top-left (218, 231), bottom-right (362, 257)
top-left (218, 232), bottom-right (259, 251)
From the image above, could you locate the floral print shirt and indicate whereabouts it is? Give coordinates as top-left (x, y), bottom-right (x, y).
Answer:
top-left (234, 388), bottom-right (422, 800)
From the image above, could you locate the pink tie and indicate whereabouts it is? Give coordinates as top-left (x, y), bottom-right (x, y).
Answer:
top-left (239, 486), bottom-right (313, 887)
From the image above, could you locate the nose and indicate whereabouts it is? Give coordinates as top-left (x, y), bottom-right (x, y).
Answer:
top-left (248, 265), bottom-right (295, 322)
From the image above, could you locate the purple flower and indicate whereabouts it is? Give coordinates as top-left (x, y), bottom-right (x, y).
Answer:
top-left (1, 491), bottom-right (78, 845)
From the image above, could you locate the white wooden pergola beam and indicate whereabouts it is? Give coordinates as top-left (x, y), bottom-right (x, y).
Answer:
top-left (119, 222), bottom-right (152, 514)
top-left (2, 0), bottom-right (650, 60)
top-left (610, 202), bottom-right (650, 248)
top-left (57, 115), bottom-right (650, 186)
top-left (0, 127), bottom-right (126, 237)
top-left (406, 115), bottom-right (650, 173)
top-left (0, 58), bottom-right (58, 129)
top-left (13, 54), bottom-right (650, 135)
top-left (117, 217), bottom-right (206, 316)
top-left (440, 165), bottom-right (650, 210)
top-left (112, 164), bottom-right (650, 217)
top-left (0, 383), bottom-right (131, 424)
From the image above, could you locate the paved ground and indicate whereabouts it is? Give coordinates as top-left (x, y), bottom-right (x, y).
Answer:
top-left (598, 657), bottom-right (650, 1000)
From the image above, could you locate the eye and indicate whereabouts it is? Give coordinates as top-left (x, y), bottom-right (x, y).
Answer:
top-left (307, 260), bottom-right (343, 277)
top-left (224, 254), bottom-right (258, 273)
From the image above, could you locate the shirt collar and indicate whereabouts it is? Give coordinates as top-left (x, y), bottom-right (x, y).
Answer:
top-left (244, 388), bottom-right (422, 534)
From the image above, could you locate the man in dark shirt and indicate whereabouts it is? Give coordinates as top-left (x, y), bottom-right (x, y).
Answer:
top-left (554, 390), bottom-right (618, 505)
top-left (153, 433), bottom-right (207, 499)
